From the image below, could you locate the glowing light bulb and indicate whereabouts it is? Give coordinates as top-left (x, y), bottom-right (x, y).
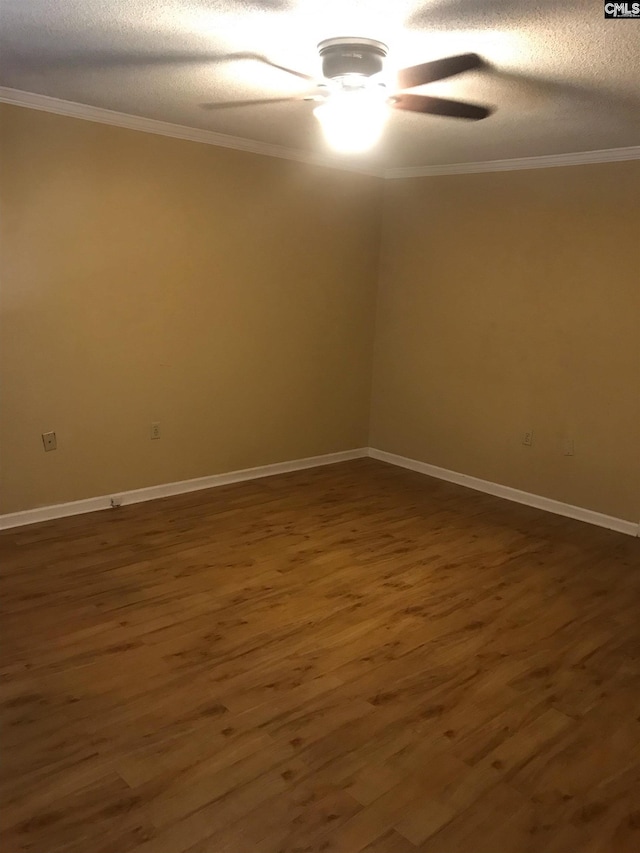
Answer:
top-left (314, 89), bottom-right (388, 154)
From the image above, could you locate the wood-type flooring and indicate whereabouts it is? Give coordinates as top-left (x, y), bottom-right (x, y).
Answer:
top-left (1, 459), bottom-right (639, 852)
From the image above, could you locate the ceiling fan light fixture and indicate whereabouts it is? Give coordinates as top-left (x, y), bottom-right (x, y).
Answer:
top-left (201, 40), bottom-right (491, 147)
top-left (314, 89), bottom-right (388, 154)
top-left (317, 37), bottom-right (388, 80)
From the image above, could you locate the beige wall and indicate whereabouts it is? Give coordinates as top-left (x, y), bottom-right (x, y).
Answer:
top-left (0, 104), bottom-right (381, 513)
top-left (2, 103), bottom-right (638, 524)
top-left (371, 163), bottom-right (640, 522)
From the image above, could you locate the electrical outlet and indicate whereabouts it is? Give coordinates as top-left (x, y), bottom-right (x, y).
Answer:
top-left (563, 438), bottom-right (575, 456)
top-left (151, 422), bottom-right (161, 440)
top-left (522, 430), bottom-right (534, 447)
top-left (42, 431), bottom-right (57, 452)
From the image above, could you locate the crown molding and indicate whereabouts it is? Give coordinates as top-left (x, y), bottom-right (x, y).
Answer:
top-left (384, 145), bottom-right (640, 179)
top-left (1, 86), bottom-right (638, 179)
top-left (0, 86), bottom-right (384, 178)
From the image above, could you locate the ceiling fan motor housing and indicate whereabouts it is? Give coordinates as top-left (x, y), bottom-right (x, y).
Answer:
top-left (318, 38), bottom-right (388, 80)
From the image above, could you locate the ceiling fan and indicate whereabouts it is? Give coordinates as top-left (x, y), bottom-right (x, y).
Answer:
top-left (203, 38), bottom-right (492, 153)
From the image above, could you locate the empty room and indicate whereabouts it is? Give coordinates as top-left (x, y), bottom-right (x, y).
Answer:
top-left (1, 1), bottom-right (639, 851)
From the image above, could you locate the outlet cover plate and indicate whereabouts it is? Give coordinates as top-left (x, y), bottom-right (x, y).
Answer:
top-left (42, 431), bottom-right (57, 451)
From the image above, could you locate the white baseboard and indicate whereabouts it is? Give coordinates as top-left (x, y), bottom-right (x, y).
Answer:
top-left (3, 446), bottom-right (637, 537)
top-left (0, 448), bottom-right (368, 530)
top-left (368, 448), bottom-right (639, 538)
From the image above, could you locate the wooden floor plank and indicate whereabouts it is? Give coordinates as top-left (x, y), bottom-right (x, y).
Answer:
top-left (1, 458), bottom-right (639, 852)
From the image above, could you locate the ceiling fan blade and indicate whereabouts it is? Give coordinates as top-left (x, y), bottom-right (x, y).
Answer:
top-left (236, 53), bottom-right (316, 82)
top-left (201, 96), bottom-right (304, 109)
top-left (8, 49), bottom-right (316, 81)
top-left (392, 94), bottom-right (492, 120)
top-left (406, 0), bottom-right (554, 28)
top-left (396, 53), bottom-right (484, 90)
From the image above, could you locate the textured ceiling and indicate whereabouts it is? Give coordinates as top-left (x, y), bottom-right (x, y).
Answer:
top-left (1, 0), bottom-right (639, 169)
